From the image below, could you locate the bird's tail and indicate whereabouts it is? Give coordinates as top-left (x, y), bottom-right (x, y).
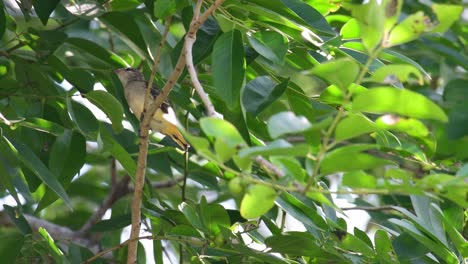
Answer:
top-left (160, 122), bottom-right (189, 150)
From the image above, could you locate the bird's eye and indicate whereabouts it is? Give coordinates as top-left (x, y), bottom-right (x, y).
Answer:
top-left (125, 67), bottom-right (133, 71)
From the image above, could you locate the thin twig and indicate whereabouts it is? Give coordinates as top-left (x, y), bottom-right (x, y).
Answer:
top-left (255, 156), bottom-right (285, 178)
top-left (185, 0), bottom-right (217, 116)
top-left (111, 158), bottom-right (117, 187)
top-left (144, 16), bottom-right (173, 112)
top-left (341, 205), bottom-right (398, 211)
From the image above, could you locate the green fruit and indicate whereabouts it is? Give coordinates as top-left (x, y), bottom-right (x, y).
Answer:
top-left (228, 177), bottom-right (245, 195)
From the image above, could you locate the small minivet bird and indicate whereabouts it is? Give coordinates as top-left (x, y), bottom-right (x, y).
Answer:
top-left (114, 68), bottom-right (188, 150)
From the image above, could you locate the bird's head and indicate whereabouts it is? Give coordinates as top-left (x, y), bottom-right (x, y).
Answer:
top-left (113, 68), bottom-right (144, 87)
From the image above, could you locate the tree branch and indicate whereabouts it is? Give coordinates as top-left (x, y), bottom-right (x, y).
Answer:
top-left (341, 205), bottom-right (398, 212)
top-left (127, 18), bottom-right (181, 264)
top-left (127, 2), bottom-right (225, 262)
top-left (0, 212), bottom-right (103, 256)
top-left (255, 156), bottom-right (285, 178)
top-left (185, 0), bottom-right (217, 117)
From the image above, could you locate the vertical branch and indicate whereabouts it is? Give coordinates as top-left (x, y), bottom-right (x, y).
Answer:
top-left (126, 17), bottom-right (173, 264)
top-left (127, 1), bottom-right (226, 262)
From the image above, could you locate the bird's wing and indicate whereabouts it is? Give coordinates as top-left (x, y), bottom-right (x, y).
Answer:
top-left (149, 84), bottom-right (170, 114)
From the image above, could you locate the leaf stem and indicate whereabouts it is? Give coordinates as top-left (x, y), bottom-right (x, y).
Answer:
top-left (303, 46), bottom-right (384, 194)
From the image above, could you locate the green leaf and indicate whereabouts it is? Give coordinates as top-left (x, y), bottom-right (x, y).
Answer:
top-left (239, 139), bottom-right (309, 158)
top-left (321, 144), bottom-right (395, 174)
top-left (270, 156), bottom-right (305, 181)
top-left (435, 205), bottom-right (468, 257)
top-left (248, 31), bottom-right (288, 64)
top-left (4, 205), bottom-right (32, 235)
top-left (47, 55), bottom-right (95, 93)
top-left (100, 12), bottom-right (149, 59)
top-left (392, 233), bottom-right (430, 260)
top-left (389, 219), bottom-right (458, 263)
top-left (267, 111), bottom-right (312, 138)
top-left (340, 18), bottom-right (360, 39)
top-left (443, 79), bottom-right (468, 107)
top-left (386, 12), bottom-right (433, 47)
top-left (375, 230), bottom-right (397, 262)
top-left (18, 118), bottom-right (65, 136)
top-left (265, 232), bottom-right (322, 256)
top-left (86, 90), bottom-right (124, 133)
top-left (311, 59), bottom-right (359, 90)
top-left (342, 170), bottom-right (377, 189)
top-left (446, 105), bottom-right (468, 139)
top-left (98, 125), bottom-right (137, 179)
top-left (90, 214), bottom-right (131, 232)
top-left (67, 97), bottom-right (99, 138)
top-left (280, 0), bottom-right (334, 34)
top-left (410, 196), bottom-right (447, 247)
top-left (199, 198), bottom-right (230, 235)
top-left (335, 114), bottom-right (376, 141)
top-left (38, 227), bottom-right (63, 257)
top-left (241, 185), bottom-right (277, 219)
top-left (352, 87), bottom-right (448, 122)
top-left (342, 233), bottom-right (375, 256)
top-left (0, 1), bottom-right (6, 39)
top-left (277, 193), bottom-right (328, 230)
top-left (3, 137), bottom-right (71, 208)
top-left (319, 85), bottom-right (345, 105)
top-left (36, 131), bottom-right (86, 212)
top-left (375, 115), bottom-right (429, 138)
top-left (369, 64), bottom-right (424, 85)
top-left (431, 4), bottom-right (463, 33)
top-left (154, 0), bottom-right (176, 17)
top-left (32, 0), bottom-right (60, 25)
top-left (379, 50), bottom-right (430, 79)
top-left (243, 77), bottom-right (288, 116)
top-left (200, 117), bottom-right (246, 148)
top-left (0, 154), bottom-right (21, 206)
top-left (212, 30), bottom-right (245, 110)
top-left (0, 229), bottom-right (24, 263)
top-left (65, 38), bottom-right (127, 68)
top-left (417, 174), bottom-right (468, 208)
top-left (110, 0), bottom-right (142, 11)
top-left (383, 0), bottom-right (403, 32)
top-left (179, 202), bottom-right (205, 231)
top-left (352, 0), bottom-right (385, 52)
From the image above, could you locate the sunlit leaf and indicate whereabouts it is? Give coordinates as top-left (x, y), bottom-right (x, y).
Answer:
top-left (86, 90), bottom-right (124, 133)
top-left (386, 12), bottom-right (433, 47)
top-left (321, 144), bottom-right (395, 174)
top-left (431, 4), bottom-right (463, 33)
top-left (311, 59), bottom-right (359, 91)
top-left (267, 112), bottom-right (311, 138)
top-left (241, 185), bottom-right (277, 219)
top-left (353, 87), bottom-right (448, 122)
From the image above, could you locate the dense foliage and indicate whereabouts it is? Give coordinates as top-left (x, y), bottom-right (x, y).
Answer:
top-left (0, 0), bottom-right (467, 263)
